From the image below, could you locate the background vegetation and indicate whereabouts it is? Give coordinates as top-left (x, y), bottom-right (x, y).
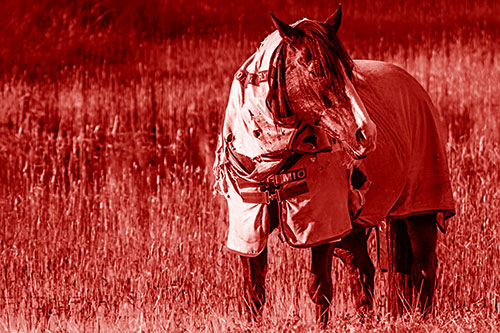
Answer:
top-left (0, 0), bottom-right (499, 331)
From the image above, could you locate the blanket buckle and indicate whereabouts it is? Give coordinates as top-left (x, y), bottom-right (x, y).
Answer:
top-left (263, 175), bottom-right (280, 204)
top-left (266, 190), bottom-right (284, 203)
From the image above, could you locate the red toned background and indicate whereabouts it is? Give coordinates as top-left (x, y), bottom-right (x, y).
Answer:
top-left (0, 1), bottom-right (498, 330)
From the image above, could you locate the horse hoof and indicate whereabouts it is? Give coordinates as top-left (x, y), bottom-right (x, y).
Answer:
top-left (315, 304), bottom-right (330, 328)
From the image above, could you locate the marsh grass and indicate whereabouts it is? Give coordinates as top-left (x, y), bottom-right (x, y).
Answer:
top-left (0, 1), bottom-right (499, 331)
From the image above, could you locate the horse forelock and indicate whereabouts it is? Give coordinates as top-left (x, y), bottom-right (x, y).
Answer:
top-left (267, 20), bottom-right (355, 126)
top-left (295, 20), bottom-right (355, 95)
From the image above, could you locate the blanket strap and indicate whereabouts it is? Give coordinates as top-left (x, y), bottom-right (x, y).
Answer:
top-left (240, 182), bottom-right (309, 204)
top-left (231, 153), bottom-right (309, 204)
top-left (235, 69), bottom-right (269, 88)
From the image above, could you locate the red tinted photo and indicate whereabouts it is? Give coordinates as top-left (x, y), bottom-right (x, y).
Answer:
top-left (0, 1), bottom-right (497, 331)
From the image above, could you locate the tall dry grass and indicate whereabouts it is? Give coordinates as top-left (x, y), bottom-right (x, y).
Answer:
top-left (1, 0), bottom-right (498, 75)
top-left (0, 1), bottom-right (499, 331)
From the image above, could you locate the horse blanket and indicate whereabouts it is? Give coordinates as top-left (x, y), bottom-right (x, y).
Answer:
top-left (214, 31), bottom-right (455, 256)
top-left (214, 30), bottom-right (354, 256)
top-left (351, 60), bottom-right (455, 229)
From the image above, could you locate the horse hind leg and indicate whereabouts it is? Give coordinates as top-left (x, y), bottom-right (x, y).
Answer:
top-left (309, 243), bottom-right (335, 328)
top-left (387, 218), bottom-right (413, 315)
top-left (334, 227), bottom-right (375, 315)
top-left (388, 214), bottom-right (437, 316)
top-left (240, 249), bottom-right (268, 321)
top-left (406, 213), bottom-right (437, 316)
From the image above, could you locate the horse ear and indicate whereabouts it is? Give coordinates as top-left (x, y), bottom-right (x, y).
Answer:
top-left (324, 4), bottom-right (342, 32)
top-left (270, 13), bottom-right (301, 45)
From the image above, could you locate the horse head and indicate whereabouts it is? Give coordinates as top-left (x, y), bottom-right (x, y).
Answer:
top-left (271, 5), bottom-right (376, 159)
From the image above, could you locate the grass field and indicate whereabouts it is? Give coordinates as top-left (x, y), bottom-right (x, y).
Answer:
top-left (0, 1), bottom-right (499, 331)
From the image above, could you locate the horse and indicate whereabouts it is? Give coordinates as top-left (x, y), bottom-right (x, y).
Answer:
top-left (214, 5), bottom-right (455, 327)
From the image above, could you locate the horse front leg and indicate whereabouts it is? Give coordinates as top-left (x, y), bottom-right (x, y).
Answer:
top-left (334, 227), bottom-right (375, 315)
top-left (240, 248), bottom-right (268, 321)
top-left (309, 243), bottom-right (335, 328)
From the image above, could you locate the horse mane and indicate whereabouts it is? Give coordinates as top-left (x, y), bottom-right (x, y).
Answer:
top-left (267, 42), bottom-right (296, 126)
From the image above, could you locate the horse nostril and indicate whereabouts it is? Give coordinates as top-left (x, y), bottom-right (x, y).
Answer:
top-left (356, 128), bottom-right (366, 142)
